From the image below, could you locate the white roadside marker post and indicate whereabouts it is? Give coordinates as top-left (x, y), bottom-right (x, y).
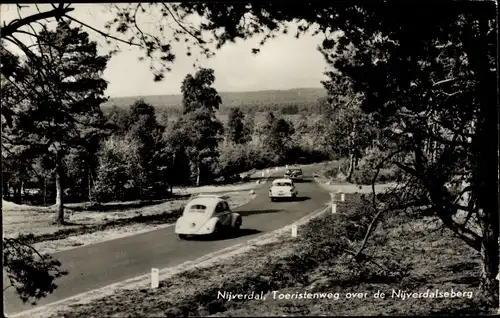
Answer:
top-left (341, 193), bottom-right (345, 202)
top-left (151, 268), bottom-right (159, 289)
top-left (291, 225), bottom-right (297, 237)
top-left (266, 169), bottom-right (270, 174)
top-left (329, 193), bottom-right (336, 214)
top-left (275, 167), bottom-right (278, 171)
top-left (262, 171), bottom-right (265, 177)
top-left (331, 204), bottom-right (337, 214)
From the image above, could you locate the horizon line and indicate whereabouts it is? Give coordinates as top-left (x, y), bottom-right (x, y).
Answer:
top-left (106, 86), bottom-right (327, 99)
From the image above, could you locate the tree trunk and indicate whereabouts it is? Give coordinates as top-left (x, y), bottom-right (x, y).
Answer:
top-left (54, 158), bottom-right (65, 225)
top-left (43, 177), bottom-right (47, 206)
top-left (468, 18), bottom-right (499, 306)
top-left (478, 208), bottom-right (499, 306)
top-left (4, 181), bottom-right (10, 200)
top-left (196, 163), bottom-right (201, 187)
top-left (347, 152), bottom-right (355, 182)
top-left (88, 169), bottom-right (93, 203)
top-left (14, 185), bottom-right (21, 203)
top-left (2, 181), bottom-right (6, 199)
top-left (20, 181), bottom-right (24, 203)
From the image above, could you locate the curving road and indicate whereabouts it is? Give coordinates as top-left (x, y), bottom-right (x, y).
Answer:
top-left (3, 166), bottom-right (330, 315)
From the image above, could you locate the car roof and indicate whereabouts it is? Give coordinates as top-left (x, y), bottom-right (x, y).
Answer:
top-left (273, 178), bottom-right (293, 184)
top-left (186, 197), bottom-right (224, 209)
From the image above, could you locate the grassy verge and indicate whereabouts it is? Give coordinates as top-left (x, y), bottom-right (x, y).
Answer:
top-left (44, 193), bottom-right (494, 317)
top-left (16, 209), bottom-right (183, 246)
top-left (9, 191), bottom-right (256, 246)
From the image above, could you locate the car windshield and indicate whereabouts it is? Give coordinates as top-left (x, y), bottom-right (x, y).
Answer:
top-left (285, 170), bottom-right (291, 174)
top-left (187, 204), bottom-right (207, 213)
top-left (291, 169), bottom-right (302, 174)
top-left (275, 182), bottom-right (292, 187)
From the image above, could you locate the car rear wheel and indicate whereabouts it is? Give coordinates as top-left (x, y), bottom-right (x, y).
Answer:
top-left (213, 222), bottom-right (223, 238)
top-left (234, 217), bottom-right (242, 231)
top-left (178, 234), bottom-right (188, 240)
top-left (270, 197), bottom-right (275, 202)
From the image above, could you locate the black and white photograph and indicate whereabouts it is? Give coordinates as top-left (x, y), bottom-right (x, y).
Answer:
top-left (1, 1), bottom-right (498, 317)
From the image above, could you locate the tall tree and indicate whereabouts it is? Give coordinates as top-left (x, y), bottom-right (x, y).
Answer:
top-left (181, 68), bottom-right (222, 114)
top-left (313, 72), bottom-right (378, 180)
top-left (243, 110), bottom-right (256, 140)
top-left (172, 68), bottom-right (224, 186)
top-left (127, 100), bottom-right (169, 196)
top-left (105, 105), bottom-right (131, 135)
top-left (94, 135), bottom-right (142, 201)
top-left (170, 108), bottom-right (224, 186)
top-left (259, 112), bottom-right (295, 164)
top-left (1, 22), bottom-right (109, 224)
top-left (315, 3), bottom-right (497, 304)
top-left (226, 107), bottom-right (250, 144)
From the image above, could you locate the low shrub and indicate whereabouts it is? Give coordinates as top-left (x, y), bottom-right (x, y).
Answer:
top-left (351, 164), bottom-right (400, 185)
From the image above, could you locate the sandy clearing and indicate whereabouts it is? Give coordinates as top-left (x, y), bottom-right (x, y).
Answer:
top-left (314, 176), bottom-right (397, 194)
top-left (10, 201), bottom-right (331, 318)
top-left (2, 199), bottom-right (189, 238)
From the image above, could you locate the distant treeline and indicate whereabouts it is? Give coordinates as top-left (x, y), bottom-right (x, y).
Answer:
top-left (101, 88), bottom-right (329, 116)
top-left (103, 100), bottom-right (330, 117)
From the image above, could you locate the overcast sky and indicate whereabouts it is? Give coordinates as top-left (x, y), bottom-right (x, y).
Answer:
top-left (1, 3), bottom-right (329, 98)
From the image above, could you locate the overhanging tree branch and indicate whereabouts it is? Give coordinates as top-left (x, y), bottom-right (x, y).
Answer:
top-left (162, 3), bottom-right (206, 45)
top-left (1, 7), bottom-right (74, 38)
top-left (63, 14), bottom-right (142, 47)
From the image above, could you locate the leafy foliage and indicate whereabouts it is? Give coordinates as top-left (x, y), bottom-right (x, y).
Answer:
top-left (181, 68), bottom-right (222, 114)
top-left (3, 237), bottom-right (68, 305)
top-left (226, 107), bottom-right (251, 144)
top-left (2, 21), bottom-right (110, 222)
top-left (165, 68), bottom-right (225, 185)
top-left (258, 112), bottom-right (295, 164)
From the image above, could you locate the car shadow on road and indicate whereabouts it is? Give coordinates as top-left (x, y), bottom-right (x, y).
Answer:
top-left (294, 179), bottom-right (312, 183)
top-left (270, 196), bottom-right (311, 202)
top-left (190, 228), bottom-right (262, 241)
top-left (294, 196), bottom-right (311, 202)
top-left (236, 209), bottom-right (283, 217)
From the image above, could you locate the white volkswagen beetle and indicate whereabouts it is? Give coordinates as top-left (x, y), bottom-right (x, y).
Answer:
top-left (269, 178), bottom-right (298, 201)
top-left (175, 195), bottom-right (242, 239)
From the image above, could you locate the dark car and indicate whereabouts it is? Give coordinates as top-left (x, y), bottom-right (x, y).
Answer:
top-left (284, 168), bottom-right (303, 181)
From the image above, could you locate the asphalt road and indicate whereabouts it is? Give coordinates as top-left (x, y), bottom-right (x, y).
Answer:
top-left (3, 166), bottom-right (330, 315)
